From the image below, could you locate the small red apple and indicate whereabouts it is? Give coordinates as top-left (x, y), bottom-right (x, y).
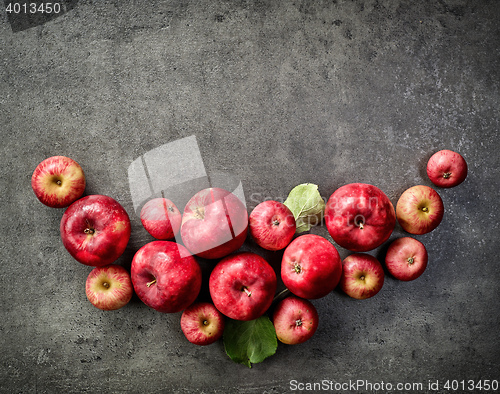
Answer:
top-left (385, 237), bottom-right (428, 281)
top-left (131, 241), bottom-right (202, 313)
top-left (180, 302), bottom-right (225, 346)
top-left (85, 265), bottom-right (133, 311)
top-left (60, 195), bottom-right (131, 266)
top-left (273, 296), bottom-right (319, 345)
top-left (427, 149), bottom-right (468, 188)
top-left (31, 155), bottom-right (86, 208)
top-left (209, 252), bottom-right (277, 321)
top-left (140, 198), bottom-right (181, 240)
top-left (325, 183), bottom-right (396, 252)
top-left (249, 200), bottom-right (296, 251)
top-left (181, 188), bottom-right (248, 259)
top-left (396, 185), bottom-right (444, 235)
top-left (340, 253), bottom-right (384, 300)
top-left (281, 234), bottom-right (342, 299)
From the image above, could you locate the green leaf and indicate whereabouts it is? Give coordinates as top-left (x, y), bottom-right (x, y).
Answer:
top-left (284, 183), bottom-right (325, 233)
top-left (223, 316), bottom-right (277, 368)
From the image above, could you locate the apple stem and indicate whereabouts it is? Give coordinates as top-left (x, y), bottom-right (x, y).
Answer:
top-left (242, 287), bottom-right (252, 297)
top-left (443, 172), bottom-right (452, 179)
top-left (272, 288), bottom-right (290, 304)
top-left (146, 279), bottom-right (157, 287)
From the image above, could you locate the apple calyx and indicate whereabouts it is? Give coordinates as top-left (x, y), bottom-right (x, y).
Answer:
top-left (407, 257), bottom-right (414, 265)
top-left (102, 282), bottom-right (110, 289)
top-left (84, 227), bottom-right (95, 235)
top-left (443, 172), bottom-right (452, 179)
top-left (295, 319), bottom-right (303, 327)
top-left (146, 278), bottom-right (157, 287)
top-left (293, 262), bottom-right (302, 274)
top-left (359, 275), bottom-right (365, 281)
top-left (420, 206), bottom-right (429, 213)
top-left (193, 206), bottom-right (205, 220)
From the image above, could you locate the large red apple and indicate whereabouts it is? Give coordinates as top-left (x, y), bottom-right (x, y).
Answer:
top-left (131, 241), bottom-right (202, 313)
top-left (249, 200), bottom-right (296, 251)
top-left (340, 253), bottom-right (384, 300)
top-left (180, 302), bottom-right (225, 346)
top-left (396, 185), bottom-right (444, 235)
top-left (325, 183), bottom-right (396, 252)
top-left (427, 149), bottom-right (468, 188)
top-left (140, 198), bottom-right (181, 240)
top-left (181, 188), bottom-right (248, 259)
top-left (209, 252), bottom-right (277, 321)
top-left (281, 234), bottom-right (342, 299)
top-left (60, 195), bottom-right (131, 266)
top-left (85, 265), bottom-right (133, 311)
top-left (385, 237), bottom-right (428, 281)
top-left (273, 296), bottom-right (319, 345)
top-left (31, 155), bottom-right (86, 208)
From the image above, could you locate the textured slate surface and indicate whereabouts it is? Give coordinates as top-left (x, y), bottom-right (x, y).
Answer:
top-left (1, 1), bottom-right (499, 392)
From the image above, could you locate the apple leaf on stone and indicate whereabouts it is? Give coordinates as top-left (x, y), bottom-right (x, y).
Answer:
top-left (223, 316), bottom-right (277, 368)
top-left (284, 183), bottom-right (325, 233)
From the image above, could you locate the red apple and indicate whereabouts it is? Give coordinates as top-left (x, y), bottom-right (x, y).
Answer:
top-left (209, 252), bottom-right (277, 321)
top-left (325, 183), bottom-right (396, 252)
top-left (272, 296), bottom-right (319, 345)
top-left (340, 253), bottom-right (384, 300)
top-left (131, 241), bottom-right (202, 313)
top-left (60, 195), bottom-right (131, 267)
top-left (385, 237), bottom-right (428, 281)
top-left (396, 185), bottom-right (444, 235)
top-left (85, 265), bottom-right (133, 311)
top-left (181, 188), bottom-right (248, 259)
top-left (180, 302), bottom-right (225, 346)
top-left (427, 149), bottom-right (468, 188)
top-left (249, 200), bottom-right (296, 251)
top-left (140, 198), bottom-right (181, 240)
top-left (281, 234), bottom-right (342, 299)
top-left (31, 155), bottom-right (86, 208)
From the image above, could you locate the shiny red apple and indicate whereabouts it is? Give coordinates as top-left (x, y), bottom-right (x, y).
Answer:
top-left (181, 188), bottom-right (248, 259)
top-left (131, 241), bottom-right (202, 313)
top-left (396, 185), bottom-right (444, 235)
top-left (340, 253), bottom-right (384, 300)
top-left (281, 234), bottom-right (342, 299)
top-left (31, 155), bottom-right (86, 208)
top-left (325, 183), bottom-right (396, 252)
top-left (427, 149), bottom-right (467, 188)
top-left (85, 264), bottom-right (133, 311)
top-left (209, 252), bottom-right (277, 321)
top-left (385, 237), bottom-right (428, 281)
top-left (273, 296), bottom-right (319, 345)
top-left (180, 302), bottom-right (225, 346)
top-left (249, 200), bottom-right (296, 251)
top-left (60, 195), bottom-right (131, 266)
top-left (140, 198), bottom-right (181, 240)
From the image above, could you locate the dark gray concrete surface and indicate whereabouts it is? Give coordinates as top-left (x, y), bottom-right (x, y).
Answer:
top-left (1, 0), bottom-right (499, 393)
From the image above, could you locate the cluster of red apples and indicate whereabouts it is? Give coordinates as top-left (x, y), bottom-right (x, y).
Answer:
top-left (31, 149), bottom-right (467, 349)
